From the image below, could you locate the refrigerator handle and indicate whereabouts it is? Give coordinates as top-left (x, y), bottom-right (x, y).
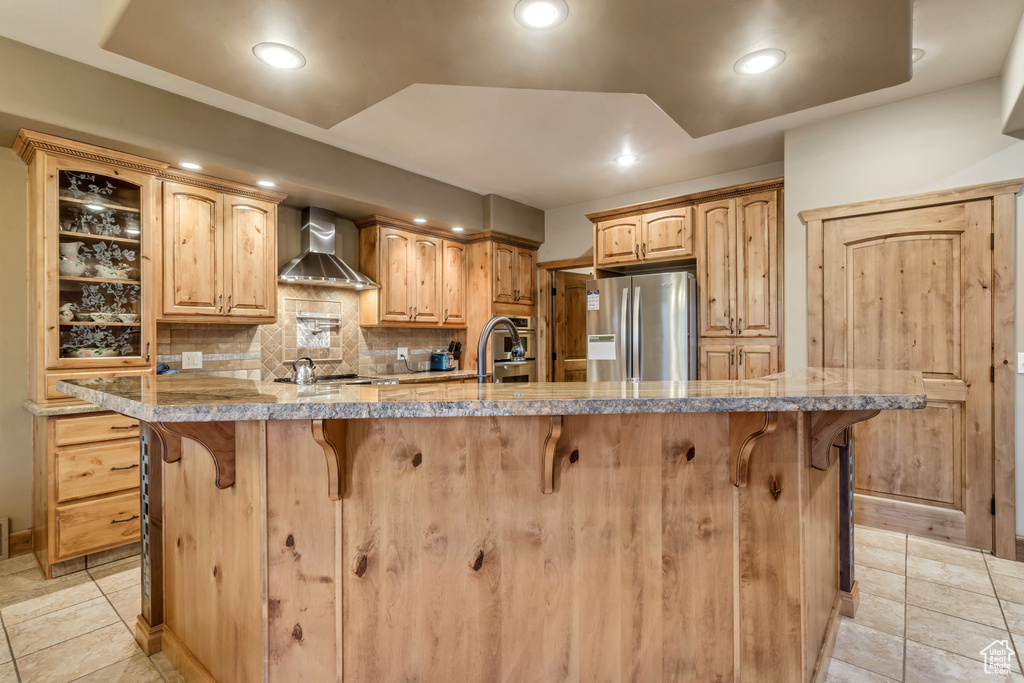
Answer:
top-left (620, 287), bottom-right (629, 378)
top-left (633, 286), bottom-right (642, 379)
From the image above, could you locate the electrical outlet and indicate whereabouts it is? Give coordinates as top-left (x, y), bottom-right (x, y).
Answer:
top-left (182, 351), bottom-right (203, 369)
top-left (397, 347), bottom-right (408, 359)
top-left (1018, 352), bottom-right (1024, 374)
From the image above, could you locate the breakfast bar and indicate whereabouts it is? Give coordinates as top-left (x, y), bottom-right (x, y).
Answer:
top-left (58, 368), bottom-right (926, 683)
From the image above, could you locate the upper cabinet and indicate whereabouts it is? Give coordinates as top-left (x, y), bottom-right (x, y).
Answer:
top-left (696, 190), bottom-right (779, 338)
top-left (356, 218), bottom-right (464, 328)
top-left (593, 206), bottom-right (694, 268)
top-left (493, 243), bottom-right (536, 305)
top-left (160, 181), bottom-right (280, 323)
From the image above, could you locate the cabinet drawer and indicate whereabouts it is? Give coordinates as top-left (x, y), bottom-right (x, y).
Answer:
top-left (55, 414), bottom-right (139, 446)
top-left (46, 369), bottom-right (152, 401)
top-left (56, 440), bottom-right (140, 503)
top-left (55, 491), bottom-right (140, 560)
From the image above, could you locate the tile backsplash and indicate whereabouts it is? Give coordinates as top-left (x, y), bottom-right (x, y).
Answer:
top-left (156, 283), bottom-right (467, 380)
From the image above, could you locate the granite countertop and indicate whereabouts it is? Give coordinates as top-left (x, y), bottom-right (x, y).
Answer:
top-left (56, 368), bottom-right (927, 423)
top-left (22, 399), bottom-right (110, 417)
top-left (375, 370), bottom-right (485, 384)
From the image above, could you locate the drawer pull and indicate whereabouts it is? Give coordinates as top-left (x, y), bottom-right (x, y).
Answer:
top-left (110, 425), bottom-right (139, 430)
top-left (110, 464), bottom-right (139, 471)
top-left (110, 515), bottom-right (140, 524)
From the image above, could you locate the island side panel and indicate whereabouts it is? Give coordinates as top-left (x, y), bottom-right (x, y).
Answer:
top-left (161, 422), bottom-right (266, 683)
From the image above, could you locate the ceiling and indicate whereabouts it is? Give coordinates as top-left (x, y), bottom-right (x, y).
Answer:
top-left (0, 0), bottom-right (1021, 209)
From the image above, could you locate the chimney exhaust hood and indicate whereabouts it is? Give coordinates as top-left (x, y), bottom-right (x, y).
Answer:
top-left (279, 207), bottom-right (378, 289)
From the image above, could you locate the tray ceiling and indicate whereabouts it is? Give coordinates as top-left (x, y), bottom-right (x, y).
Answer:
top-left (101, 0), bottom-right (913, 137)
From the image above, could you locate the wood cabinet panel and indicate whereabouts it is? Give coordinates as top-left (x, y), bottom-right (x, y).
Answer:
top-left (223, 197), bottom-right (275, 318)
top-left (412, 235), bottom-right (442, 322)
top-left (492, 243), bottom-right (516, 303)
top-left (55, 413), bottom-right (139, 446)
top-left (700, 343), bottom-right (735, 380)
top-left (379, 228), bottom-right (413, 322)
top-left (738, 344), bottom-right (779, 379)
top-left (594, 216), bottom-right (642, 266)
top-left (697, 199), bottom-right (735, 337)
top-left (514, 247), bottom-right (536, 304)
top-left (55, 490), bottom-right (140, 560)
top-left (642, 206), bottom-right (694, 261)
top-left (56, 439), bottom-right (140, 502)
top-left (162, 182), bottom-right (222, 315)
top-left (441, 240), bottom-right (467, 325)
top-left (735, 192), bottom-right (777, 336)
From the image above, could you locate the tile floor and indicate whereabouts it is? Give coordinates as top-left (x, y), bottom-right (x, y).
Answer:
top-left (0, 554), bottom-right (184, 683)
top-left (2, 528), bottom-right (1024, 682)
top-left (828, 526), bottom-right (1024, 682)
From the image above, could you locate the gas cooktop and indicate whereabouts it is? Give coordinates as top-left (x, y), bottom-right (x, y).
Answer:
top-left (273, 374), bottom-right (399, 386)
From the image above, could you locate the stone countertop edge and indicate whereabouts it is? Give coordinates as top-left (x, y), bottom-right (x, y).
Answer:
top-left (22, 399), bottom-right (109, 417)
top-left (56, 377), bottom-right (927, 425)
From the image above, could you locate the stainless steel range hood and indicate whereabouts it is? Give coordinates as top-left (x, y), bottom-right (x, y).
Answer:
top-left (279, 207), bottom-right (378, 289)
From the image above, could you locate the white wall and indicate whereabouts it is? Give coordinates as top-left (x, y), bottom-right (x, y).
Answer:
top-left (783, 78), bottom-right (1024, 530)
top-left (539, 162), bottom-right (784, 262)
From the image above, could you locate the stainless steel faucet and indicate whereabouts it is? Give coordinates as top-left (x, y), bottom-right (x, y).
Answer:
top-left (477, 315), bottom-right (524, 383)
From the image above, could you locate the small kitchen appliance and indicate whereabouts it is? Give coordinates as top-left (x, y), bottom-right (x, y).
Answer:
top-left (430, 351), bottom-right (456, 371)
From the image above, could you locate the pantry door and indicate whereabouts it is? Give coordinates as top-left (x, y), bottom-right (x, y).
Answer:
top-left (821, 200), bottom-right (994, 550)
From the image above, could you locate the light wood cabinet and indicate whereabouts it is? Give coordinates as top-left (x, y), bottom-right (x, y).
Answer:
top-left (357, 220), bottom-right (465, 327)
top-left (493, 243), bottom-right (536, 305)
top-left (513, 246), bottom-right (536, 305)
top-left (441, 240), bottom-right (467, 325)
top-left (594, 207), bottom-right (694, 267)
top-left (160, 182), bottom-right (279, 322)
top-left (699, 342), bottom-right (779, 380)
top-left (697, 191), bottom-right (778, 338)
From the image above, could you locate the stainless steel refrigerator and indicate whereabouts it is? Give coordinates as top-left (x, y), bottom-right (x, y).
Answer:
top-left (585, 272), bottom-right (697, 381)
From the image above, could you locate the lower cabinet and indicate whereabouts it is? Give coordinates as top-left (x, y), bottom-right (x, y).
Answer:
top-left (699, 342), bottom-right (779, 380)
top-left (34, 412), bottom-right (141, 578)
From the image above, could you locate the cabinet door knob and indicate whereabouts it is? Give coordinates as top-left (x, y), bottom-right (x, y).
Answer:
top-left (145, 342), bottom-right (150, 362)
top-left (227, 295), bottom-right (232, 313)
top-left (739, 348), bottom-right (744, 364)
top-left (730, 349), bottom-right (735, 365)
top-left (110, 515), bottom-right (139, 524)
top-left (642, 242), bottom-right (647, 257)
top-left (408, 306), bottom-right (413, 319)
top-left (219, 294), bottom-right (223, 312)
top-left (635, 244), bottom-right (640, 259)
top-left (413, 306), bottom-right (417, 318)
top-left (729, 317), bottom-right (734, 334)
top-left (110, 463), bottom-right (139, 471)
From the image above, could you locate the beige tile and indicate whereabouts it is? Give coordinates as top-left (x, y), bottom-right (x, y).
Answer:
top-left (855, 527), bottom-right (907, 554)
top-left (0, 662), bottom-right (17, 683)
top-left (906, 604), bottom-right (1010, 664)
top-left (0, 635), bottom-right (10, 664)
top-left (105, 586), bottom-right (140, 627)
top-left (15, 622), bottom-right (139, 683)
top-left (856, 564), bottom-right (907, 602)
top-left (1004, 602), bottom-right (1024, 634)
top-left (8, 596), bottom-right (119, 657)
top-left (989, 555), bottom-right (1024, 582)
top-left (851, 592), bottom-right (905, 637)
top-left (0, 566), bottom-right (95, 610)
top-left (906, 577), bottom-right (1005, 628)
top-left (907, 537), bottom-right (987, 571)
top-left (88, 558), bottom-right (140, 595)
top-left (905, 639), bottom-right (1024, 683)
top-left (826, 658), bottom-right (899, 682)
top-left (0, 554), bottom-right (39, 577)
top-left (857, 544), bottom-right (906, 575)
top-left (1, 580), bottom-right (103, 626)
top-left (907, 555), bottom-right (994, 596)
top-left (831, 619), bottom-right (904, 680)
top-left (994, 574), bottom-right (1024, 604)
top-left (68, 652), bottom-right (162, 683)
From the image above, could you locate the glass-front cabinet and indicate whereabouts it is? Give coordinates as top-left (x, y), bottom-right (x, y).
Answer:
top-left (39, 153), bottom-right (159, 370)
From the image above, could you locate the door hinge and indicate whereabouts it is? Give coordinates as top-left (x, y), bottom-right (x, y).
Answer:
top-left (991, 366), bottom-right (996, 383)
top-left (991, 233), bottom-right (995, 250)
top-left (992, 496), bottom-right (996, 515)
top-left (551, 352), bottom-right (557, 361)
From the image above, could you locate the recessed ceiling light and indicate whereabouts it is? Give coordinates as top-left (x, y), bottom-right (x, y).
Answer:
top-left (452, 226), bottom-right (465, 232)
top-left (252, 42), bottom-right (306, 70)
top-left (734, 48), bottom-right (786, 75)
top-left (179, 161), bottom-right (203, 170)
top-left (514, 0), bottom-right (568, 29)
top-left (257, 180), bottom-right (276, 188)
top-left (615, 153), bottom-right (639, 167)
top-left (413, 217), bottom-right (427, 224)
top-left (912, 48), bottom-right (925, 63)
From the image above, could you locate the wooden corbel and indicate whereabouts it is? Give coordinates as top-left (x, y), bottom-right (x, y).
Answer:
top-left (542, 415), bottom-right (564, 494)
top-left (810, 410), bottom-right (880, 471)
top-left (311, 420), bottom-right (346, 501)
top-left (729, 412), bottom-right (778, 487)
top-left (151, 422), bottom-right (236, 489)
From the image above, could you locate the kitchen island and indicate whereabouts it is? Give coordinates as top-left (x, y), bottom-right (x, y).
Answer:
top-left (58, 368), bottom-right (925, 683)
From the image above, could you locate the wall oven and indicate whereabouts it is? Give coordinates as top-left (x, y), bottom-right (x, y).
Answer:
top-left (491, 316), bottom-right (536, 383)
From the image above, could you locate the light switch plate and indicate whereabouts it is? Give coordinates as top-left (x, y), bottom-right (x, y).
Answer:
top-left (397, 347), bottom-right (408, 359)
top-left (1018, 352), bottom-right (1024, 374)
top-left (182, 351), bottom-right (203, 369)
